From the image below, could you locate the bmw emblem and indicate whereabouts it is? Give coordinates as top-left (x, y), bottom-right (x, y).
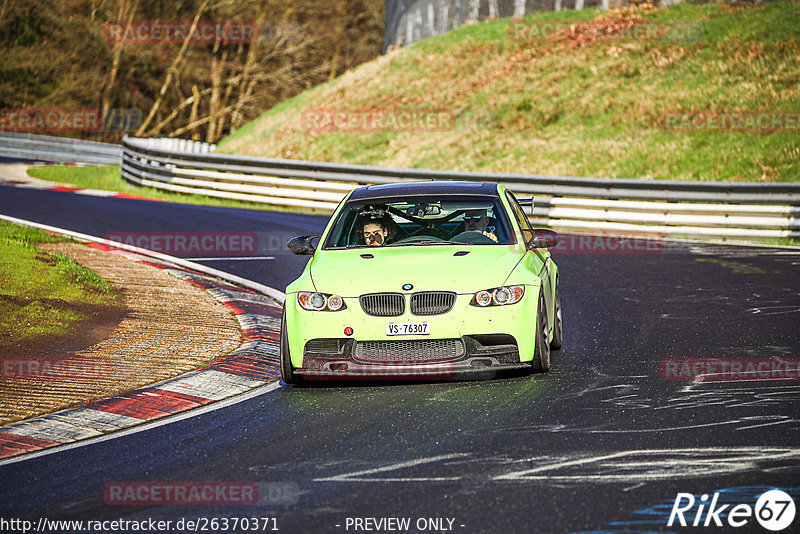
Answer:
top-left (402, 283), bottom-right (414, 291)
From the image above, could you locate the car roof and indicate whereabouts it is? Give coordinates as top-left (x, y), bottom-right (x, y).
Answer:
top-left (348, 181), bottom-right (501, 201)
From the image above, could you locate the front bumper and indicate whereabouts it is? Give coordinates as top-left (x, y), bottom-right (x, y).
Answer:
top-left (296, 335), bottom-right (528, 379)
top-left (285, 291), bottom-right (539, 373)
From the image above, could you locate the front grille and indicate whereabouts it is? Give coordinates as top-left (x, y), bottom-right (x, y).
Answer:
top-left (355, 339), bottom-right (465, 363)
top-left (410, 291), bottom-right (456, 316)
top-left (360, 292), bottom-right (405, 317)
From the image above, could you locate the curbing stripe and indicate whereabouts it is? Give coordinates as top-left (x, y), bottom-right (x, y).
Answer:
top-left (210, 343), bottom-right (281, 381)
top-left (75, 189), bottom-right (122, 197)
top-left (90, 389), bottom-right (212, 421)
top-left (45, 408), bottom-right (145, 432)
top-left (156, 369), bottom-right (265, 401)
top-left (1, 169), bottom-right (161, 201)
top-left (0, 216), bottom-right (286, 460)
top-left (1, 418), bottom-right (103, 443)
top-left (0, 432), bottom-right (60, 456)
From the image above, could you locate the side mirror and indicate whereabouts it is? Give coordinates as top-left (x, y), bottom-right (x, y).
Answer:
top-left (287, 235), bottom-right (319, 255)
top-left (526, 229), bottom-right (560, 250)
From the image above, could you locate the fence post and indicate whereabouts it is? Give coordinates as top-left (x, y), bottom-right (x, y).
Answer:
top-left (467, 0), bottom-right (479, 23)
top-left (513, 0), bottom-right (525, 18)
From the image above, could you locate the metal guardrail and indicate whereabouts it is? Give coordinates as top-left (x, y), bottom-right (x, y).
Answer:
top-left (121, 136), bottom-right (799, 240)
top-left (0, 132), bottom-right (121, 165)
top-left (1, 133), bottom-right (796, 240)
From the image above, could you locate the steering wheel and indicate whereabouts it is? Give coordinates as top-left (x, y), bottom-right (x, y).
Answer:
top-left (393, 235), bottom-right (447, 244)
top-left (449, 231), bottom-right (497, 245)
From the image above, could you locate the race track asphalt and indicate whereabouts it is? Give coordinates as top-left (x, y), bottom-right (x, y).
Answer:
top-left (1, 185), bottom-right (799, 533)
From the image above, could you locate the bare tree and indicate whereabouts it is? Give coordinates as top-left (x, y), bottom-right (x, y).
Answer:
top-left (189, 85), bottom-right (201, 139)
top-left (101, 0), bottom-right (139, 124)
top-left (135, 0), bottom-right (210, 136)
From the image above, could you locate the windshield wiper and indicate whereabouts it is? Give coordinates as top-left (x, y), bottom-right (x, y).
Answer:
top-left (388, 239), bottom-right (464, 246)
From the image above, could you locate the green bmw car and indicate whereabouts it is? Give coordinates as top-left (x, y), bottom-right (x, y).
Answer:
top-left (281, 181), bottom-right (562, 384)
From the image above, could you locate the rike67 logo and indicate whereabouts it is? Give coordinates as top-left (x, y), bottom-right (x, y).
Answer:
top-left (669, 490), bottom-right (796, 531)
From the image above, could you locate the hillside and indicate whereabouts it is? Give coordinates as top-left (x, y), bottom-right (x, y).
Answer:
top-left (219, 1), bottom-right (800, 182)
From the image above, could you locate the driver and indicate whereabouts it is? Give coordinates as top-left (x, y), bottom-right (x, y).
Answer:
top-left (358, 214), bottom-right (396, 246)
top-left (463, 209), bottom-right (498, 242)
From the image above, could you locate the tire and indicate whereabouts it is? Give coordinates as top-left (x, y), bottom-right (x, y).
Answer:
top-left (550, 278), bottom-right (563, 351)
top-left (280, 307), bottom-right (303, 385)
top-left (530, 290), bottom-right (551, 373)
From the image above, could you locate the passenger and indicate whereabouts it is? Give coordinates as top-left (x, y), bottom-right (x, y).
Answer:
top-left (462, 209), bottom-right (498, 242)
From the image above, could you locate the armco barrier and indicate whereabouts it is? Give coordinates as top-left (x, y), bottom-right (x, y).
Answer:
top-left (120, 136), bottom-right (799, 240)
top-left (1, 133), bottom-right (797, 240)
top-left (0, 132), bottom-right (121, 165)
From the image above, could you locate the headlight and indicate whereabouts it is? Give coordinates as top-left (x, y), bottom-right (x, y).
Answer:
top-left (298, 292), bottom-right (347, 311)
top-left (470, 286), bottom-right (525, 307)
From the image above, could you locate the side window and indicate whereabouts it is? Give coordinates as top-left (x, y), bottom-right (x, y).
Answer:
top-left (506, 191), bottom-right (532, 235)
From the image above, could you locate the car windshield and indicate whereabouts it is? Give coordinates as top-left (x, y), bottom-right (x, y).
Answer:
top-left (323, 195), bottom-right (515, 249)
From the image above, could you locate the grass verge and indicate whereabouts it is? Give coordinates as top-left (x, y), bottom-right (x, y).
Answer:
top-left (25, 165), bottom-right (308, 213)
top-left (0, 220), bottom-right (120, 355)
top-left (219, 1), bottom-right (800, 182)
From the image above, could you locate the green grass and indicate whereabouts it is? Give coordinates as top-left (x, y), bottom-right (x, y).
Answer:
top-left (0, 220), bottom-right (119, 354)
top-left (26, 165), bottom-right (309, 212)
top-left (219, 1), bottom-right (800, 182)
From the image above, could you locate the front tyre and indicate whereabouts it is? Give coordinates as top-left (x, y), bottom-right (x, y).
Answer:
top-left (280, 307), bottom-right (303, 385)
top-left (550, 278), bottom-right (563, 351)
top-left (531, 290), bottom-right (551, 373)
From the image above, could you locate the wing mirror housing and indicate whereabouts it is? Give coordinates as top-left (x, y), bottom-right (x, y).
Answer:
top-left (526, 229), bottom-right (560, 250)
top-left (287, 235), bottom-right (319, 255)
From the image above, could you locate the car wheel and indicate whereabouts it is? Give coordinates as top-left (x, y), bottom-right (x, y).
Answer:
top-left (550, 278), bottom-right (563, 351)
top-left (531, 290), bottom-right (551, 373)
top-left (280, 307), bottom-right (303, 385)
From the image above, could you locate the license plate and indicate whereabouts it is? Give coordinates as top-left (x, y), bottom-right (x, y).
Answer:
top-left (386, 322), bottom-right (430, 336)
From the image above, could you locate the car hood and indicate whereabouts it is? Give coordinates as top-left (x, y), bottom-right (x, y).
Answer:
top-left (309, 246), bottom-right (523, 296)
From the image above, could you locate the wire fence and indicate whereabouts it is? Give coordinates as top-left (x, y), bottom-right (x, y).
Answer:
top-left (383, 0), bottom-right (687, 52)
